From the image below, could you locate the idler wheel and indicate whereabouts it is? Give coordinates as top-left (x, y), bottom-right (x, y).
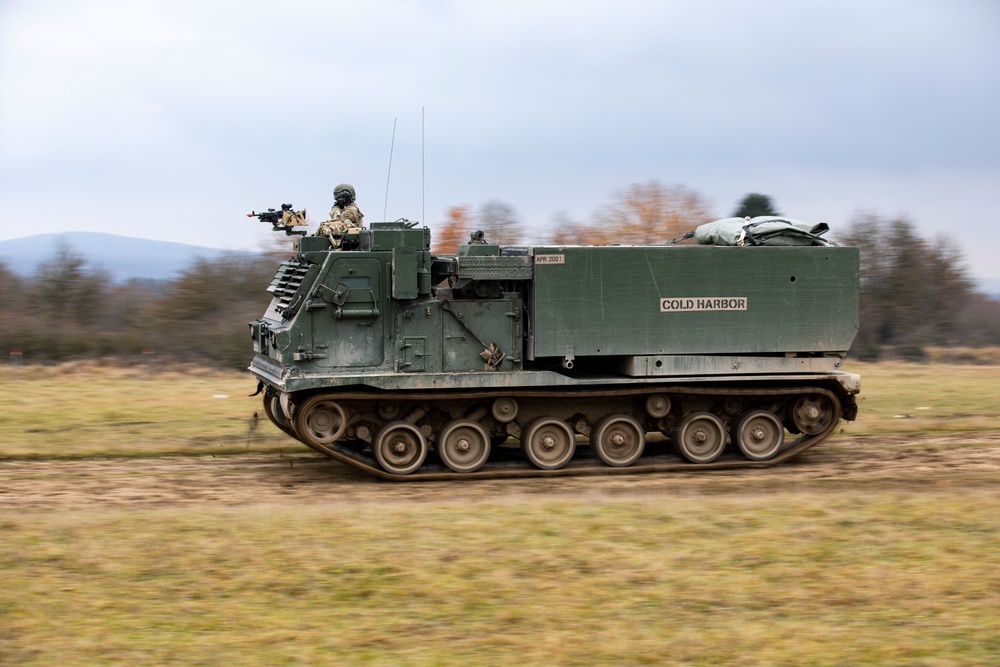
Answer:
top-left (792, 394), bottom-right (836, 435)
top-left (592, 415), bottom-right (645, 467)
top-left (733, 410), bottom-right (784, 461)
top-left (437, 419), bottom-right (491, 473)
top-left (374, 421), bottom-right (427, 475)
top-left (673, 412), bottom-right (726, 464)
top-left (522, 418), bottom-right (576, 470)
top-left (295, 395), bottom-right (347, 446)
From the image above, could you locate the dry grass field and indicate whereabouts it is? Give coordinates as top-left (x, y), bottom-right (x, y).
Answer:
top-left (842, 360), bottom-right (1000, 435)
top-left (0, 361), bottom-right (270, 459)
top-left (1, 360), bottom-right (999, 666)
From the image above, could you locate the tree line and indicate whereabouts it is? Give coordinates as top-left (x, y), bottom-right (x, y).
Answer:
top-left (837, 213), bottom-right (998, 359)
top-left (433, 187), bottom-right (999, 360)
top-left (0, 244), bottom-right (280, 369)
top-left (2, 189), bottom-right (996, 368)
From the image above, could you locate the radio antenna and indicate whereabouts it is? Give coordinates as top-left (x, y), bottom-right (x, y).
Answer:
top-left (383, 117), bottom-right (396, 220)
top-left (421, 106), bottom-right (425, 226)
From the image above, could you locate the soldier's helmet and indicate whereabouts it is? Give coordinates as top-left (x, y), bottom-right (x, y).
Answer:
top-left (333, 183), bottom-right (356, 202)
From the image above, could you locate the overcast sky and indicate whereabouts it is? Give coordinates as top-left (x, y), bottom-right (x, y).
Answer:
top-left (2, 0), bottom-right (998, 278)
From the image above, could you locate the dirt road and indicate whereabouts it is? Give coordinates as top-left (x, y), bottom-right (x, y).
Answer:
top-left (2, 433), bottom-right (999, 511)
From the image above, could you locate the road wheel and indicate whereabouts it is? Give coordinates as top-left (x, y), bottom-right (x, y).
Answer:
top-left (592, 415), bottom-right (645, 467)
top-left (374, 422), bottom-right (427, 475)
top-left (734, 410), bottom-right (784, 461)
top-left (673, 412), bottom-right (726, 464)
top-left (522, 418), bottom-right (575, 470)
top-left (438, 420), bottom-right (491, 473)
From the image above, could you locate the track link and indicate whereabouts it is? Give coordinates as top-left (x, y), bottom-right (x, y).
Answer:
top-left (283, 386), bottom-right (846, 481)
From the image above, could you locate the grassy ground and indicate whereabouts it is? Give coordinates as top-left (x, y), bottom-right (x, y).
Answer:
top-left (2, 361), bottom-right (1000, 665)
top-left (3, 494), bottom-right (999, 666)
top-left (842, 361), bottom-right (1000, 435)
top-left (0, 361), bottom-right (275, 458)
top-left (1, 360), bottom-right (998, 460)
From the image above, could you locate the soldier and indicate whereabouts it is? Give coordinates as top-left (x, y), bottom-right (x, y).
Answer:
top-left (316, 183), bottom-right (364, 244)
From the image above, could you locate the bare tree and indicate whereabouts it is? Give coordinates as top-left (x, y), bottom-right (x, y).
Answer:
top-left (477, 200), bottom-right (523, 246)
top-left (549, 211), bottom-right (593, 245)
top-left (0, 262), bottom-right (24, 313)
top-left (29, 241), bottom-right (110, 325)
top-left (838, 213), bottom-right (973, 359)
top-left (547, 181), bottom-right (713, 245)
top-left (613, 181), bottom-right (713, 243)
top-left (957, 293), bottom-right (1000, 346)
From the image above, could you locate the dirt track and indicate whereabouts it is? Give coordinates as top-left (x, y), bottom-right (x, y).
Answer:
top-left (2, 433), bottom-right (999, 511)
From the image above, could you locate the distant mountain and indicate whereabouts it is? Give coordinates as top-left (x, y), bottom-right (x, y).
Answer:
top-left (977, 278), bottom-right (1000, 301)
top-left (0, 232), bottom-right (258, 282)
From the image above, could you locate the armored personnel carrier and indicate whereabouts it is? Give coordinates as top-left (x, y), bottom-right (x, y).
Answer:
top-left (249, 219), bottom-right (860, 480)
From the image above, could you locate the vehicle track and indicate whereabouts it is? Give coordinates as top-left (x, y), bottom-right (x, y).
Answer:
top-left (282, 384), bottom-right (852, 478)
top-left (2, 433), bottom-right (998, 511)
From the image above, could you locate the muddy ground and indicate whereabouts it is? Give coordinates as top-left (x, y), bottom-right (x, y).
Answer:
top-left (2, 433), bottom-right (999, 511)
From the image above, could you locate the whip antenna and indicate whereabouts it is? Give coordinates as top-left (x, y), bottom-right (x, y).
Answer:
top-left (421, 106), bottom-right (425, 226)
top-left (383, 117), bottom-right (396, 220)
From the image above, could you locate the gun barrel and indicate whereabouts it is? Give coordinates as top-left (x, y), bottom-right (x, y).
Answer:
top-left (249, 204), bottom-right (307, 235)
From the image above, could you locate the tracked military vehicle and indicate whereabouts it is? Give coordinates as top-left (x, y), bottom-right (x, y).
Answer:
top-left (248, 218), bottom-right (860, 480)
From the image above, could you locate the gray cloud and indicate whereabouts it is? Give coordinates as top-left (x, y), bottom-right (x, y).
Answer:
top-left (1, 0), bottom-right (998, 277)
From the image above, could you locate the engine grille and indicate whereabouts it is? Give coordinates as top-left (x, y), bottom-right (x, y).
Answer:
top-left (267, 261), bottom-right (310, 317)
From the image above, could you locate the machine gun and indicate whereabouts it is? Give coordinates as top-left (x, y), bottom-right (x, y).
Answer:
top-left (248, 203), bottom-right (309, 236)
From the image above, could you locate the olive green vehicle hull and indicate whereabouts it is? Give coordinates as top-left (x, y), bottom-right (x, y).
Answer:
top-left (250, 351), bottom-right (858, 393)
top-left (249, 223), bottom-right (861, 478)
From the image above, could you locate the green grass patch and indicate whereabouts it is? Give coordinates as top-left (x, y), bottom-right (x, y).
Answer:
top-left (0, 364), bottom-right (281, 458)
top-left (1, 361), bottom-right (998, 460)
top-left (3, 362), bottom-right (999, 665)
top-left (841, 361), bottom-right (1000, 435)
top-left (2, 492), bottom-right (998, 666)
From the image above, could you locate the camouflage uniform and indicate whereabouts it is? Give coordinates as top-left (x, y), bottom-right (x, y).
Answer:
top-left (316, 203), bottom-right (364, 241)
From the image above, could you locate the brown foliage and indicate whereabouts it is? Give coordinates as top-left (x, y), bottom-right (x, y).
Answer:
top-left (433, 205), bottom-right (472, 254)
top-left (4, 207), bottom-right (995, 369)
top-left (550, 181), bottom-right (712, 245)
top-left (29, 243), bottom-right (110, 324)
top-left (0, 248), bottom-right (275, 368)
